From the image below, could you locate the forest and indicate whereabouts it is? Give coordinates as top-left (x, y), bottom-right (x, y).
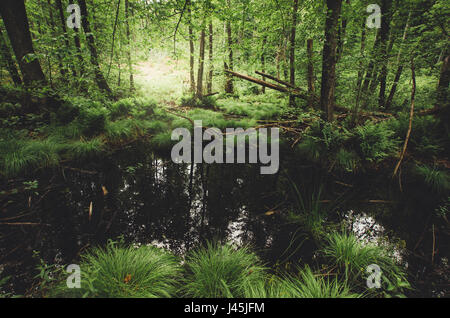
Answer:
top-left (0, 0), bottom-right (448, 299)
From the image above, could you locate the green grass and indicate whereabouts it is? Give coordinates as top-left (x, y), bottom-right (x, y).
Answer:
top-left (52, 243), bottom-right (182, 298)
top-left (320, 232), bottom-right (409, 296)
top-left (182, 242), bottom-right (266, 298)
top-left (413, 164), bottom-right (450, 194)
top-left (0, 137), bottom-right (61, 177)
top-left (277, 266), bottom-right (360, 298)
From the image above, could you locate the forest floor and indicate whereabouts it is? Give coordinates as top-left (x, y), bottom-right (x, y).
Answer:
top-left (134, 53), bottom-right (189, 105)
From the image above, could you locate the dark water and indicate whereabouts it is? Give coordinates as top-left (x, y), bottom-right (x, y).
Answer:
top-left (0, 144), bottom-right (448, 297)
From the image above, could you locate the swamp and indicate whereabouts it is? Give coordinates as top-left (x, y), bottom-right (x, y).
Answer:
top-left (0, 0), bottom-right (449, 299)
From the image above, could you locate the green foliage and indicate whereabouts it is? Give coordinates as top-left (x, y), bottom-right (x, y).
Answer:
top-left (62, 138), bottom-right (106, 161)
top-left (180, 95), bottom-right (217, 109)
top-left (182, 242), bottom-right (266, 298)
top-left (77, 107), bottom-right (108, 137)
top-left (0, 136), bottom-right (61, 177)
top-left (335, 148), bottom-right (360, 173)
top-left (354, 122), bottom-right (399, 163)
top-left (321, 232), bottom-right (410, 296)
top-left (53, 242), bottom-right (181, 298)
top-left (278, 266), bottom-right (359, 298)
top-left (387, 115), bottom-right (443, 158)
top-left (413, 164), bottom-right (450, 194)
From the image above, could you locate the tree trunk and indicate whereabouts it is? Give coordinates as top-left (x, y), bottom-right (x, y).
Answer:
top-left (224, 0), bottom-right (234, 94)
top-left (73, 28), bottom-right (85, 76)
top-left (436, 54), bottom-right (449, 108)
top-left (197, 23), bottom-right (206, 98)
top-left (360, 30), bottom-right (381, 109)
top-left (337, 0), bottom-right (350, 62)
top-left (47, 0), bottom-right (67, 79)
top-left (352, 21), bottom-right (366, 124)
top-left (261, 36), bottom-right (267, 94)
top-left (386, 11), bottom-right (411, 110)
top-left (0, 26), bottom-right (22, 85)
top-left (0, 0), bottom-right (47, 85)
top-left (320, 0), bottom-right (342, 122)
top-left (378, 0), bottom-right (393, 108)
top-left (56, 0), bottom-right (77, 77)
top-left (288, 0), bottom-right (299, 107)
top-left (77, 0), bottom-right (112, 96)
top-left (307, 39), bottom-right (315, 108)
top-left (125, 0), bottom-right (134, 91)
top-left (207, 21), bottom-right (213, 94)
top-left (187, 0), bottom-right (195, 93)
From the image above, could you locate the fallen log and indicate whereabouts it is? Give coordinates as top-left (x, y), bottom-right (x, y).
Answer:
top-left (226, 69), bottom-right (397, 119)
top-left (203, 92), bottom-right (219, 97)
top-left (225, 69), bottom-right (291, 94)
top-left (225, 69), bottom-right (310, 99)
top-left (255, 71), bottom-right (296, 89)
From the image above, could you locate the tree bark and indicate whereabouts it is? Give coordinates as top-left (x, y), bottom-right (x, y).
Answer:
top-left (436, 54), bottom-right (449, 108)
top-left (77, 0), bottom-right (112, 96)
top-left (352, 21), bottom-right (366, 124)
top-left (224, 0), bottom-right (234, 94)
top-left (337, 0), bottom-right (350, 62)
top-left (187, 0), bottom-right (195, 93)
top-left (207, 21), bottom-right (213, 94)
top-left (47, 0), bottom-right (67, 79)
top-left (125, 0), bottom-right (134, 91)
top-left (0, 26), bottom-right (22, 85)
top-left (386, 11), bottom-right (411, 110)
top-left (307, 39), bottom-right (315, 108)
top-left (197, 22), bottom-right (206, 98)
top-left (320, 0), bottom-right (342, 122)
top-left (378, 0), bottom-right (393, 108)
top-left (261, 36), bottom-right (267, 94)
top-left (56, 0), bottom-right (77, 77)
top-left (288, 0), bottom-right (299, 107)
top-left (0, 0), bottom-right (47, 85)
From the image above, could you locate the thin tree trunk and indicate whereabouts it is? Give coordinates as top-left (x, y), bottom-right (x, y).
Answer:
top-left (386, 11), bottom-right (411, 110)
top-left (207, 21), bottom-right (213, 94)
top-left (353, 22), bottom-right (366, 124)
top-left (56, 0), bottom-right (77, 77)
top-left (378, 0), bottom-right (393, 108)
top-left (337, 0), bottom-right (350, 62)
top-left (436, 54), bottom-right (449, 108)
top-left (0, 0), bottom-right (47, 85)
top-left (360, 30), bottom-right (381, 109)
top-left (289, 0), bottom-right (299, 107)
top-left (197, 21), bottom-right (206, 98)
top-left (125, 0), bottom-right (134, 91)
top-left (47, 0), bottom-right (66, 79)
top-left (0, 26), bottom-right (22, 85)
top-left (73, 27), bottom-right (85, 76)
top-left (77, 0), bottom-right (112, 96)
top-left (224, 0), bottom-right (234, 94)
top-left (187, 0), bottom-right (195, 93)
top-left (107, 0), bottom-right (121, 79)
top-left (261, 36), bottom-right (267, 94)
top-left (307, 39), bottom-right (315, 108)
top-left (320, 0), bottom-right (342, 122)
